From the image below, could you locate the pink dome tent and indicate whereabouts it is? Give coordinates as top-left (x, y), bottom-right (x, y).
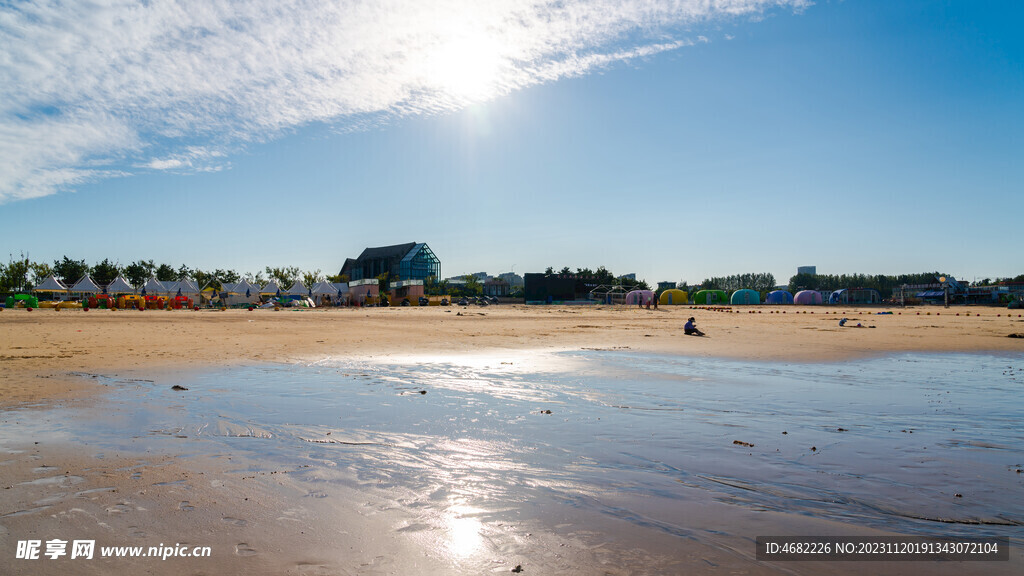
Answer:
top-left (625, 290), bottom-right (656, 306)
top-left (794, 290), bottom-right (823, 305)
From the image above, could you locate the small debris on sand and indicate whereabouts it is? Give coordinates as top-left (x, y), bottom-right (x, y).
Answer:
top-left (171, 385), bottom-right (189, 391)
top-left (733, 440), bottom-right (754, 448)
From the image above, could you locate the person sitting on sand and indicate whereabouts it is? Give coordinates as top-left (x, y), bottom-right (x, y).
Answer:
top-left (684, 317), bottom-right (705, 336)
top-left (839, 317), bottom-right (848, 327)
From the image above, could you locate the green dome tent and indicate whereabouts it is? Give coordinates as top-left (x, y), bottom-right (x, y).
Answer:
top-left (692, 290), bottom-right (728, 305)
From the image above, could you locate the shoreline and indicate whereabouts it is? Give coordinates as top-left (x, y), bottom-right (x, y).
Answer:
top-left (2, 304), bottom-right (1023, 407)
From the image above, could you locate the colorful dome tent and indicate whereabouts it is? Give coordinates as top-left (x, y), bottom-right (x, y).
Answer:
top-left (625, 290), bottom-right (656, 306)
top-left (659, 289), bottom-right (688, 305)
top-left (829, 289), bottom-right (847, 304)
top-left (765, 290), bottom-right (793, 304)
top-left (692, 290), bottom-right (728, 305)
top-left (730, 289), bottom-right (760, 305)
top-left (794, 290), bottom-right (823, 305)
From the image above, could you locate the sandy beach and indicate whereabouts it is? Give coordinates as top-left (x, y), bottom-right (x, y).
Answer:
top-left (3, 304), bottom-right (1023, 406)
top-left (2, 304), bottom-right (1022, 574)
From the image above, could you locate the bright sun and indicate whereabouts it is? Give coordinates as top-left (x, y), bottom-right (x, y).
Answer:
top-left (425, 32), bottom-right (506, 102)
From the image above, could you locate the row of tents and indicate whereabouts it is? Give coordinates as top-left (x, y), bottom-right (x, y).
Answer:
top-left (620, 288), bottom-right (883, 306)
top-left (30, 275), bottom-right (354, 307)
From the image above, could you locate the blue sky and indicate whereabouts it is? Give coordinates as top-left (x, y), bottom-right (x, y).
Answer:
top-left (1, 0), bottom-right (1021, 286)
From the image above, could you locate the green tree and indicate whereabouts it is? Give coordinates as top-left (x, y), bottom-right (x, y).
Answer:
top-left (30, 261), bottom-right (54, 286)
top-left (1, 254), bottom-right (31, 292)
top-left (90, 258), bottom-right (120, 286)
top-left (244, 271), bottom-right (267, 286)
top-left (53, 256), bottom-right (89, 285)
top-left (266, 266), bottom-right (301, 288)
top-left (544, 266), bottom-right (554, 274)
top-left (155, 263), bottom-right (177, 282)
top-left (176, 264), bottom-right (194, 281)
top-left (123, 260), bottom-right (155, 288)
top-left (463, 275), bottom-right (483, 296)
top-left (593, 266), bottom-right (615, 285)
top-left (326, 273), bottom-right (347, 283)
top-left (302, 269), bottom-right (323, 288)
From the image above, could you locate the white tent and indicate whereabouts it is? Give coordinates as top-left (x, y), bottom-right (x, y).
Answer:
top-left (166, 277), bottom-right (200, 296)
top-left (220, 279), bottom-right (260, 305)
top-left (34, 275), bottom-right (68, 292)
top-left (260, 281), bottom-right (282, 295)
top-left (285, 280), bottom-right (308, 296)
top-left (311, 281), bottom-right (336, 295)
top-left (105, 276), bottom-right (136, 294)
top-left (141, 278), bottom-right (165, 295)
top-left (69, 275), bottom-right (101, 294)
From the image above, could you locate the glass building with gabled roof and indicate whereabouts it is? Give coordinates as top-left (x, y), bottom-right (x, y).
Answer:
top-left (340, 242), bottom-right (439, 282)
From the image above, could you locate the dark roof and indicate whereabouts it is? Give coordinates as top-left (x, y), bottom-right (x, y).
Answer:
top-left (339, 257), bottom-right (359, 276)
top-left (358, 242), bottom-right (417, 261)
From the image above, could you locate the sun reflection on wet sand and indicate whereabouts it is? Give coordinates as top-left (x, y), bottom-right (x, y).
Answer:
top-left (443, 502), bottom-right (486, 559)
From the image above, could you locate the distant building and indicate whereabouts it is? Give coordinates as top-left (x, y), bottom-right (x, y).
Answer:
top-left (497, 272), bottom-right (524, 287)
top-left (340, 242), bottom-right (439, 282)
top-left (618, 273), bottom-right (636, 282)
top-left (657, 281), bottom-right (676, 292)
top-left (483, 278), bottom-right (510, 297)
top-left (446, 272), bottom-right (488, 283)
top-left (797, 266), bottom-right (816, 276)
top-left (524, 272), bottom-right (603, 304)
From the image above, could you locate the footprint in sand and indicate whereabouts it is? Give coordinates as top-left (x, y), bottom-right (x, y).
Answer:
top-left (222, 517), bottom-right (247, 527)
top-left (106, 502), bottom-right (133, 515)
top-left (294, 562), bottom-right (338, 576)
top-left (178, 501), bottom-right (195, 511)
top-left (234, 543), bottom-right (258, 556)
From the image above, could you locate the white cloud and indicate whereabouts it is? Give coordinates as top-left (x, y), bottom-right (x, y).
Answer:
top-left (0, 0), bottom-right (811, 203)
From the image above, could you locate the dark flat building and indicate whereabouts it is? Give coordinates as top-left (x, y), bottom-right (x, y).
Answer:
top-left (340, 242), bottom-right (440, 282)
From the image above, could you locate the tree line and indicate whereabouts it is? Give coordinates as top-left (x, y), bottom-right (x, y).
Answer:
top-left (0, 253), bottom-right (339, 294)
top-left (786, 271), bottom-right (1024, 296)
top-left (695, 272), bottom-right (777, 294)
top-left (542, 266), bottom-right (651, 291)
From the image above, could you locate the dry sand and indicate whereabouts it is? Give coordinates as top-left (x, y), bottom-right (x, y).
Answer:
top-left (1, 304), bottom-right (1022, 574)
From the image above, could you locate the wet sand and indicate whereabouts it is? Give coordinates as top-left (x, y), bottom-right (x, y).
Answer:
top-left (1, 304), bottom-right (1022, 574)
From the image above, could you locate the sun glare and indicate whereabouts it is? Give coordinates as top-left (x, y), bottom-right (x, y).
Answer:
top-left (426, 32), bottom-right (506, 102)
top-left (444, 502), bottom-right (486, 559)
